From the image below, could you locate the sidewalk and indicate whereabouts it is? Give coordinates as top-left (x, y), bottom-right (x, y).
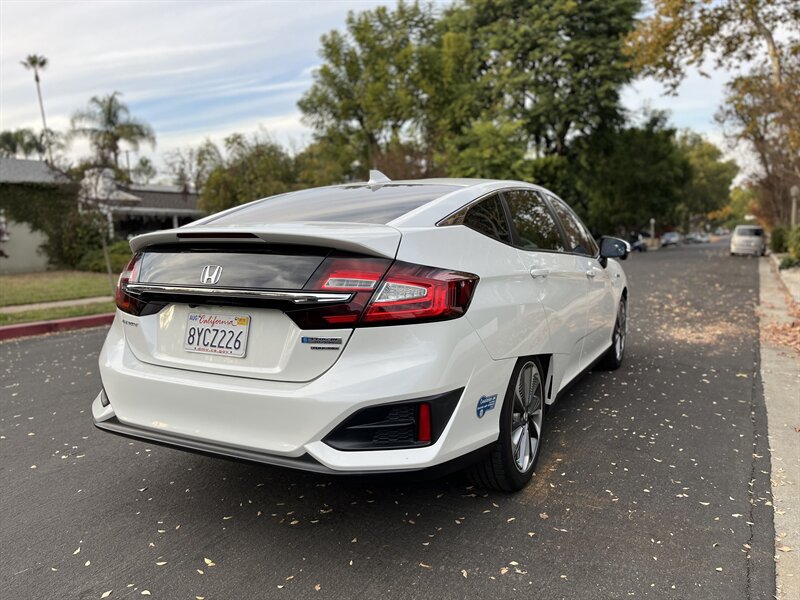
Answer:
top-left (771, 254), bottom-right (800, 304)
top-left (759, 257), bottom-right (800, 600)
top-left (0, 295), bottom-right (113, 314)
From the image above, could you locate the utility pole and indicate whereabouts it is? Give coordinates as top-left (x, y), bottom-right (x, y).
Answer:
top-left (791, 186), bottom-right (799, 228)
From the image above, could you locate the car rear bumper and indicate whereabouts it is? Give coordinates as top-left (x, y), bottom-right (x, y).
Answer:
top-left (730, 243), bottom-right (763, 254)
top-left (95, 311), bottom-right (512, 472)
top-left (93, 410), bottom-right (494, 476)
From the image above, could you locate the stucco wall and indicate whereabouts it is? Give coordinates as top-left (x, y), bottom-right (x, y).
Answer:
top-left (0, 220), bottom-right (49, 274)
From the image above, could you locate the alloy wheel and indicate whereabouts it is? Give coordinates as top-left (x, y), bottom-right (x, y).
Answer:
top-left (510, 361), bottom-right (544, 473)
top-left (614, 299), bottom-right (627, 361)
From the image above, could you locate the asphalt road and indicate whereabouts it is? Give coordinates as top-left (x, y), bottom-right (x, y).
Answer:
top-left (1, 240), bottom-right (776, 600)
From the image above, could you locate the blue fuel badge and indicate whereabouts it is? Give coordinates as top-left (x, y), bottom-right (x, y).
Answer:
top-left (476, 394), bottom-right (497, 418)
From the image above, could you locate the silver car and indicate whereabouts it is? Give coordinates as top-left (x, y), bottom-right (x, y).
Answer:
top-left (730, 225), bottom-right (766, 256)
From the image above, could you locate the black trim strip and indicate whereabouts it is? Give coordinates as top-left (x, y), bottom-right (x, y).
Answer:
top-left (93, 414), bottom-right (494, 477)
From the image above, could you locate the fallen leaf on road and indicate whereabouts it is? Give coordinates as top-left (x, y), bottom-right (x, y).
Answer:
top-left (141, 592), bottom-right (151, 597)
top-left (777, 545), bottom-right (792, 552)
top-left (204, 558), bottom-right (215, 567)
top-left (101, 592), bottom-right (112, 599)
top-left (314, 584), bottom-right (321, 591)
top-left (419, 563), bottom-right (431, 569)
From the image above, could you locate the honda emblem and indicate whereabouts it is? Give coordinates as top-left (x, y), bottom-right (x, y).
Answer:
top-left (200, 265), bottom-right (223, 285)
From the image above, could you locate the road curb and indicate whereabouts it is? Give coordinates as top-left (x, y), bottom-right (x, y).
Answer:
top-left (0, 313), bottom-right (114, 342)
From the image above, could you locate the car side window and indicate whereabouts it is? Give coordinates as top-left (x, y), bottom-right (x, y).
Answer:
top-left (548, 196), bottom-right (598, 256)
top-left (503, 189), bottom-right (564, 252)
top-left (459, 194), bottom-right (512, 245)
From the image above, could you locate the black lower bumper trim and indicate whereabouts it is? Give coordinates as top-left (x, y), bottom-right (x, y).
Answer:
top-left (93, 415), bottom-right (495, 478)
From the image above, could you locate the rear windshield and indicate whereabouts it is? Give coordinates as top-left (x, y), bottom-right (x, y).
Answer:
top-left (735, 227), bottom-right (764, 236)
top-left (204, 184), bottom-right (460, 226)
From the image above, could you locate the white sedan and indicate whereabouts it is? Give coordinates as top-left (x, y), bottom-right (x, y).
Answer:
top-left (93, 173), bottom-right (629, 491)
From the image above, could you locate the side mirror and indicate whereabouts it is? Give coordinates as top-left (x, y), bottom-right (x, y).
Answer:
top-left (599, 236), bottom-right (630, 264)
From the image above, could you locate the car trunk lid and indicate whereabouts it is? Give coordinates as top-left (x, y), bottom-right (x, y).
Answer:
top-left (122, 223), bottom-right (401, 382)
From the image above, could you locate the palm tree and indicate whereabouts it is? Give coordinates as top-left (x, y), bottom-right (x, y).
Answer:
top-left (70, 92), bottom-right (156, 168)
top-left (20, 54), bottom-right (53, 164)
top-left (0, 128), bottom-right (43, 158)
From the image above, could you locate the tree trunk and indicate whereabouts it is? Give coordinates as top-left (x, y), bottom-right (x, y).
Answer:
top-left (33, 68), bottom-right (54, 164)
top-left (748, 6), bottom-right (782, 87)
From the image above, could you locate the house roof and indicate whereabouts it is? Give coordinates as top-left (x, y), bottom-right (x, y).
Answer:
top-left (118, 184), bottom-right (201, 213)
top-left (0, 157), bottom-right (70, 184)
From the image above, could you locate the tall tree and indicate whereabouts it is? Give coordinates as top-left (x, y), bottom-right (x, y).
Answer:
top-left (131, 157), bottom-right (157, 185)
top-left (298, 1), bottom-right (438, 177)
top-left (448, 0), bottom-right (640, 157)
top-left (0, 128), bottom-right (43, 158)
top-left (628, 0), bottom-right (799, 225)
top-left (676, 132), bottom-right (739, 217)
top-left (164, 140), bottom-right (223, 192)
top-left (200, 133), bottom-right (297, 214)
top-left (580, 112), bottom-right (692, 233)
top-left (716, 58), bottom-right (800, 226)
top-left (627, 0), bottom-right (798, 90)
top-left (70, 92), bottom-right (156, 168)
top-left (20, 54), bottom-right (53, 164)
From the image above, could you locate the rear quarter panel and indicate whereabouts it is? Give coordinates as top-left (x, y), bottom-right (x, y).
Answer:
top-left (394, 226), bottom-right (551, 360)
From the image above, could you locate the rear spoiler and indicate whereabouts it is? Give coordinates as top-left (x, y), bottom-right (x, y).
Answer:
top-left (129, 222), bottom-right (402, 259)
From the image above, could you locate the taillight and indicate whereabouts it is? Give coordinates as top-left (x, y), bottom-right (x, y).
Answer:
top-left (362, 262), bottom-right (478, 325)
top-left (115, 253), bottom-right (144, 315)
top-left (286, 256), bottom-right (478, 329)
top-left (286, 255), bottom-right (392, 328)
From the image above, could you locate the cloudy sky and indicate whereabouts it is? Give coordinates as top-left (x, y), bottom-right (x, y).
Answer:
top-left (1, 0), bottom-right (739, 176)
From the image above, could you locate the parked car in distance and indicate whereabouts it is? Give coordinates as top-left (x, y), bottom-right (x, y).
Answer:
top-left (92, 173), bottom-right (630, 492)
top-left (730, 225), bottom-right (766, 256)
top-left (685, 232), bottom-right (710, 244)
top-left (628, 233), bottom-right (647, 252)
top-left (661, 231), bottom-right (681, 247)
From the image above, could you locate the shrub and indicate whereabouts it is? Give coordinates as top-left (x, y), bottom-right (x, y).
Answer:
top-left (779, 256), bottom-right (800, 270)
top-left (770, 227), bottom-right (788, 253)
top-left (76, 240), bottom-right (132, 273)
top-left (788, 225), bottom-right (800, 260)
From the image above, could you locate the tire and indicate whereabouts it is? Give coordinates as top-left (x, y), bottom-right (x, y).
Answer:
top-left (466, 358), bottom-right (545, 492)
top-left (598, 296), bottom-right (627, 371)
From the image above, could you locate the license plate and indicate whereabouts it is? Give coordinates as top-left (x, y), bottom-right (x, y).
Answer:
top-left (184, 312), bottom-right (250, 358)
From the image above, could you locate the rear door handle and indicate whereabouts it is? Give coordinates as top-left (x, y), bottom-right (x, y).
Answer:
top-left (585, 269), bottom-right (596, 279)
top-left (530, 268), bottom-right (550, 279)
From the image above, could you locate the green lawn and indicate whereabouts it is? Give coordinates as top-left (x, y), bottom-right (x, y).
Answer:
top-left (0, 301), bottom-right (116, 326)
top-left (0, 271), bottom-right (115, 307)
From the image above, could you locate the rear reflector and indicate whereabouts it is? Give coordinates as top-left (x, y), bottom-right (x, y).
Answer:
top-left (322, 389), bottom-right (462, 450)
top-left (417, 402), bottom-right (431, 443)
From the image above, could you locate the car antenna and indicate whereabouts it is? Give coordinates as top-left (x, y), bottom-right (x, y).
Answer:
top-left (368, 170), bottom-right (391, 184)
